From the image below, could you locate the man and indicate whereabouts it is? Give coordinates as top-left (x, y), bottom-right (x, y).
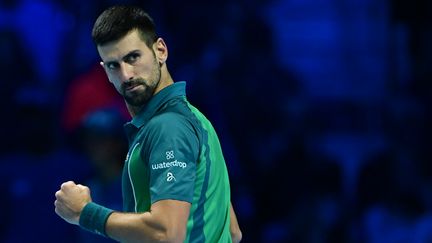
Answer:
top-left (54, 5), bottom-right (242, 243)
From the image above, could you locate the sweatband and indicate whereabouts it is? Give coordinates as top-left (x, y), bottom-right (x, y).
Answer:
top-left (79, 202), bottom-right (114, 237)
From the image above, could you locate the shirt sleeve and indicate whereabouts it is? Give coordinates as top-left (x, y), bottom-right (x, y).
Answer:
top-left (145, 112), bottom-right (199, 204)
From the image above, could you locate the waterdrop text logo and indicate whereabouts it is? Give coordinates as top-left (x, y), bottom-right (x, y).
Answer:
top-left (151, 160), bottom-right (187, 170)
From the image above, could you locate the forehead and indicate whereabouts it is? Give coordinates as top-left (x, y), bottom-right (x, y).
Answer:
top-left (97, 30), bottom-right (150, 61)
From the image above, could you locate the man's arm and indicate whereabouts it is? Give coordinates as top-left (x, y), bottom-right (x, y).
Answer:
top-left (230, 202), bottom-right (242, 243)
top-left (105, 199), bottom-right (190, 243)
top-left (55, 181), bottom-right (190, 243)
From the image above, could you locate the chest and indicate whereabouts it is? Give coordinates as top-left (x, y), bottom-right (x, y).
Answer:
top-left (122, 141), bottom-right (151, 212)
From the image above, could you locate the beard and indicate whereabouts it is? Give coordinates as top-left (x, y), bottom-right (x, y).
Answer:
top-left (121, 58), bottom-right (161, 107)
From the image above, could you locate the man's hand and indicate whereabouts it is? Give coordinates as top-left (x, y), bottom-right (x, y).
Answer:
top-left (54, 181), bottom-right (92, 225)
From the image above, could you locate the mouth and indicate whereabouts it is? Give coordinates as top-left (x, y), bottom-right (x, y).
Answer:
top-left (125, 83), bottom-right (143, 92)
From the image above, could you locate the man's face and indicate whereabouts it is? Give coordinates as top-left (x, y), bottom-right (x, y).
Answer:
top-left (97, 30), bottom-right (161, 107)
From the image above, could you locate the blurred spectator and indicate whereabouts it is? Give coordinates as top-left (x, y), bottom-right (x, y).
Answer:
top-left (62, 63), bottom-right (129, 135)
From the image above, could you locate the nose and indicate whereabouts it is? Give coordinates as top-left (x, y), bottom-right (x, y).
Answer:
top-left (119, 62), bottom-right (134, 82)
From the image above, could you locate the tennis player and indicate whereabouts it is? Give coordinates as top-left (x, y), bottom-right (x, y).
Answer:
top-left (54, 5), bottom-right (242, 243)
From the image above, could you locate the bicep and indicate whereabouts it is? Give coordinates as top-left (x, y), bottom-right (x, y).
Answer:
top-left (150, 199), bottom-right (191, 240)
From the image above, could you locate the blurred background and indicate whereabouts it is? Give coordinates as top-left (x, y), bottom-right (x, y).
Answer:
top-left (0, 0), bottom-right (431, 242)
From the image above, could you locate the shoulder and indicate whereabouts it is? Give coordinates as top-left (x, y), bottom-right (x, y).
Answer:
top-left (145, 112), bottom-right (197, 139)
top-left (143, 112), bottom-right (200, 160)
top-left (148, 111), bottom-right (190, 128)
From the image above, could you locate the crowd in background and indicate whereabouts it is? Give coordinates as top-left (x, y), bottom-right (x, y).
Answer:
top-left (0, 0), bottom-right (431, 242)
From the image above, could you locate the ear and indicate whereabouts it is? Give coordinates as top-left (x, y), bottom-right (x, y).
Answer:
top-left (99, 62), bottom-right (113, 84)
top-left (153, 38), bottom-right (168, 65)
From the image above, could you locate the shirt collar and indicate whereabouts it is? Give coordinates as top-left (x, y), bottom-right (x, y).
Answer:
top-left (125, 81), bottom-right (186, 129)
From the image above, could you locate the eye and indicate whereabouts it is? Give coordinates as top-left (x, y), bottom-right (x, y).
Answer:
top-left (106, 62), bottom-right (119, 70)
top-left (125, 53), bottom-right (140, 64)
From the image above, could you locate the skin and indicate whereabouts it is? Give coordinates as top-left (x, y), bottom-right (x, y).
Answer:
top-left (98, 30), bottom-right (173, 116)
top-left (230, 202), bottom-right (242, 243)
top-left (55, 29), bottom-right (242, 243)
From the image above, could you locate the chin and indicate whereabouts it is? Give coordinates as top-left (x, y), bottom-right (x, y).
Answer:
top-left (125, 94), bottom-right (152, 107)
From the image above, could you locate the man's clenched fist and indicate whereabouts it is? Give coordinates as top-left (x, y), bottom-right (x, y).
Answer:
top-left (54, 181), bottom-right (92, 225)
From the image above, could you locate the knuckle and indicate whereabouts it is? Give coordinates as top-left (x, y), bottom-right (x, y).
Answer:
top-left (61, 181), bottom-right (75, 189)
top-left (54, 206), bottom-right (61, 215)
top-left (78, 184), bottom-right (90, 193)
top-left (83, 186), bottom-right (90, 193)
top-left (60, 183), bottom-right (67, 189)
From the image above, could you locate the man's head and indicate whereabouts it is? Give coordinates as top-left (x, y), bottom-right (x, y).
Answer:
top-left (92, 5), bottom-right (157, 48)
top-left (92, 6), bottom-right (170, 111)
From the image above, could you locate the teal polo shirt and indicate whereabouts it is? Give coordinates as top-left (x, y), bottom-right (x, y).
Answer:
top-left (122, 82), bottom-right (232, 243)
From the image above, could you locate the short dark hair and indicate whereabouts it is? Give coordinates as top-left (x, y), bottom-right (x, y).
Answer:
top-left (92, 5), bottom-right (158, 47)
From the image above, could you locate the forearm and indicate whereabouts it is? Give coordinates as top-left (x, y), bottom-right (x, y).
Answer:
top-left (55, 182), bottom-right (188, 242)
top-left (230, 203), bottom-right (242, 243)
top-left (79, 200), bottom-right (188, 243)
top-left (105, 211), bottom-right (181, 243)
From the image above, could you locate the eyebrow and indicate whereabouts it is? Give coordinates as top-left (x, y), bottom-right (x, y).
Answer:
top-left (123, 50), bottom-right (141, 61)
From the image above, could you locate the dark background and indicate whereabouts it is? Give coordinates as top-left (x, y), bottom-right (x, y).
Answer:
top-left (0, 0), bottom-right (431, 242)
